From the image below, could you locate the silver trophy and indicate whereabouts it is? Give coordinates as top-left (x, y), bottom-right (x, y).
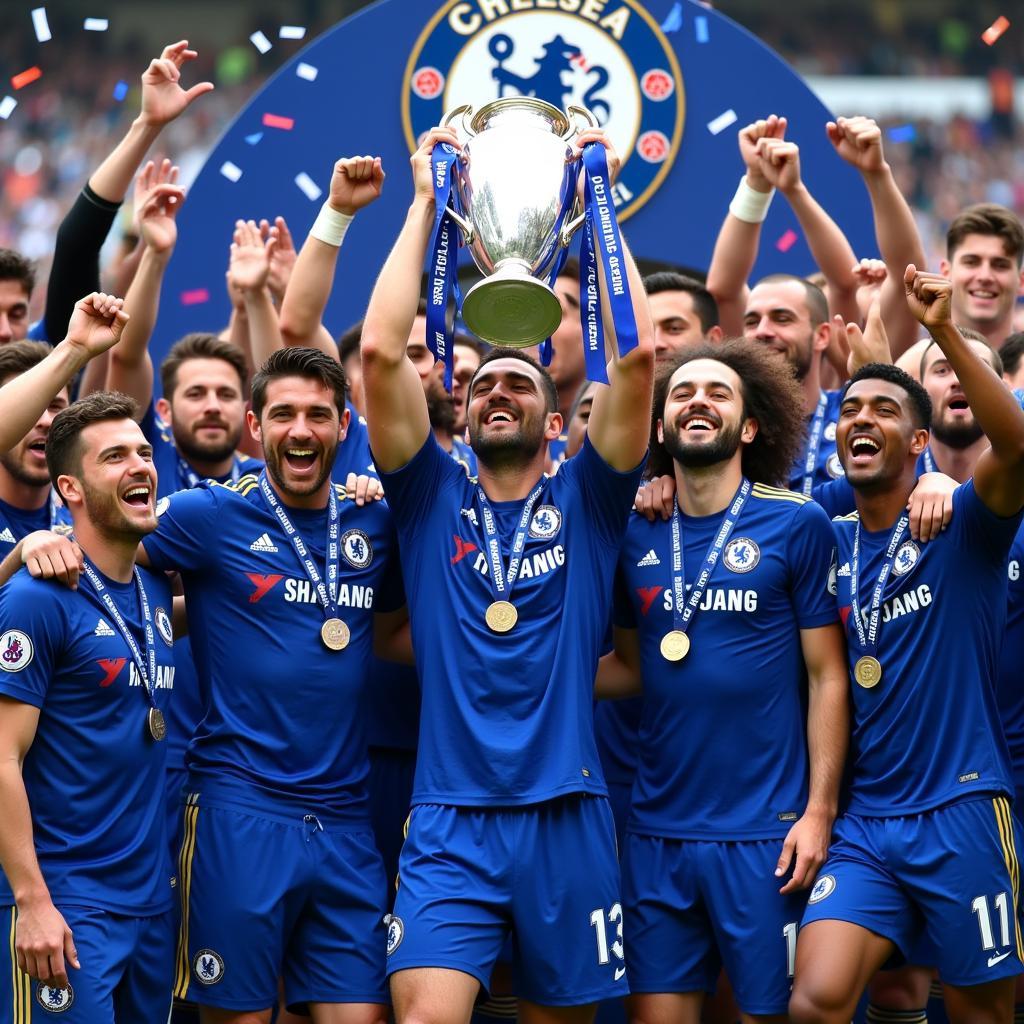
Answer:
top-left (441, 98), bottom-right (595, 348)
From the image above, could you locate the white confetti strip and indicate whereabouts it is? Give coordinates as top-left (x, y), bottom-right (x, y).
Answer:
top-left (220, 161), bottom-right (243, 183)
top-left (279, 25), bottom-right (306, 40)
top-left (296, 62), bottom-right (318, 81)
top-left (294, 172), bottom-right (322, 202)
top-left (249, 30), bottom-right (272, 54)
top-left (31, 8), bottom-right (52, 43)
top-left (0, 96), bottom-right (17, 120)
top-left (83, 17), bottom-right (108, 31)
top-left (707, 109), bottom-right (738, 136)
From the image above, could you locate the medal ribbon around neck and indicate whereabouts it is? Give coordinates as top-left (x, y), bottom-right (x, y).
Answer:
top-left (80, 558), bottom-right (159, 714)
top-left (849, 514), bottom-right (910, 656)
top-left (259, 472), bottom-right (341, 624)
top-left (667, 478), bottom-right (752, 645)
top-left (800, 391), bottom-right (829, 497)
top-left (175, 448), bottom-right (242, 491)
top-left (475, 480), bottom-right (546, 612)
top-left (921, 446), bottom-right (936, 475)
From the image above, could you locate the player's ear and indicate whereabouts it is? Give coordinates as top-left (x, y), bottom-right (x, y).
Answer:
top-left (57, 473), bottom-right (83, 508)
top-left (338, 405), bottom-right (351, 442)
top-left (656, 418), bottom-right (665, 444)
top-left (246, 409), bottom-right (261, 444)
top-left (741, 417), bottom-right (758, 444)
top-left (707, 325), bottom-right (724, 343)
top-left (544, 411), bottom-right (564, 443)
top-left (909, 428), bottom-right (929, 455)
top-left (155, 397), bottom-right (172, 423)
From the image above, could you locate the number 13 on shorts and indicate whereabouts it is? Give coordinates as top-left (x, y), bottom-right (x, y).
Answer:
top-left (591, 903), bottom-right (626, 978)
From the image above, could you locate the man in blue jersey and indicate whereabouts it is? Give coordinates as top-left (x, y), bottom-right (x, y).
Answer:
top-left (598, 339), bottom-right (848, 1024)
top-left (141, 346), bottom-right (403, 1023)
top-left (360, 124), bottom-right (654, 1024)
top-left (0, 249), bottom-right (34, 345)
top-left (790, 267), bottom-right (1024, 1024)
top-left (0, 391), bottom-right (176, 1021)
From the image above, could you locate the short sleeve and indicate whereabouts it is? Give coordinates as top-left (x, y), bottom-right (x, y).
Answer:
top-left (0, 574), bottom-right (65, 707)
top-left (947, 480), bottom-right (1024, 565)
top-left (786, 501), bottom-right (841, 630)
top-left (143, 485), bottom-right (221, 572)
top-left (376, 436), bottom-right (463, 532)
top-left (812, 477), bottom-right (856, 520)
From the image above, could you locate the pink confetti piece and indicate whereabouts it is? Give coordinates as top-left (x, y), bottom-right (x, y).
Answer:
top-left (12, 67), bottom-right (42, 90)
top-left (776, 229), bottom-right (799, 253)
top-left (262, 113), bottom-right (294, 130)
top-left (180, 288), bottom-right (210, 306)
top-left (982, 16), bottom-right (1010, 45)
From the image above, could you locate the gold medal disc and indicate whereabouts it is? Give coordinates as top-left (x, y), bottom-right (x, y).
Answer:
top-left (147, 707), bottom-right (167, 741)
top-left (321, 617), bottom-right (351, 651)
top-left (660, 630), bottom-right (690, 662)
top-left (854, 655), bottom-right (882, 689)
top-left (485, 600), bottom-right (518, 634)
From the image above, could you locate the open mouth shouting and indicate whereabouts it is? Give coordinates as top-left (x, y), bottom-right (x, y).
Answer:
top-left (120, 482), bottom-right (153, 511)
top-left (282, 446), bottom-right (320, 474)
top-left (679, 411), bottom-right (720, 435)
top-left (483, 406), bottom-right (518, 428)
top-left (848, 432), bottom-right (881, 465)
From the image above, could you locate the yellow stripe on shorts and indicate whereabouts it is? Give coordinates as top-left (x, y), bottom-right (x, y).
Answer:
top-left (993, 796), bottom-right (1024, 961)
top-left (9, 906), bottom-right (30, 1024)
top-left (174, 797), bottom-right (201, 999)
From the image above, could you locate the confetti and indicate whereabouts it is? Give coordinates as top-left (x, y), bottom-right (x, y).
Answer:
top-left (694, 16), bottom-right (709, 43)
top-left (982, 16), bottom-right (1010, 45)
top-left (0, 97), bottom-right (16, 120)
top-left (296, 62), bottom-right (318, 82)
top-left (181, 288), bottom-right (210, 306)
top-left (112, 80), bottom-right (129, 102)
top-left (220, 161), bottom-right (243, 183)
top-left (245, 132), bottom-right (264, 145)
top-left (294, 172), bottom-right (322, 202)
top-left (31, 8), bottom-right (52, 43)
top-left (83, 17), bottom-right (108, 31)
top-left (262, 113), bottom-right (294, 130)
top-left (249, 30), bottom-right (272, 54)
top-left (776, 229), bottom-right (799, 253)
top-left (660, 2), bottom-right (683, 33)
top-left (11, 67), bottom-right (42, 90)
top-left (279, 25), bottom-right (306, 40)
top-left (887, 124), bottom-right (917, 143)
top-left (707, 109), bottom-right (737, 136)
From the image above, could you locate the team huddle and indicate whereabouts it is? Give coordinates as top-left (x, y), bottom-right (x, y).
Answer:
top-left (1, 39), bottom-right (1024, 1024)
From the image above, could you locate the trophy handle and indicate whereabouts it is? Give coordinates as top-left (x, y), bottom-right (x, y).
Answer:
top-left (561, 104), bottom-right (596, 142)
top-left (442, 104), bottom-right (477, 138)
top-left (446, 206), bottom-right (475, 246)
top-left (560, 199), bottom-right (586, 248)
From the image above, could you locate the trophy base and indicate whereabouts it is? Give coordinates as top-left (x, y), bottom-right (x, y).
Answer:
top-left (461, 271), bottom-right (562, 349)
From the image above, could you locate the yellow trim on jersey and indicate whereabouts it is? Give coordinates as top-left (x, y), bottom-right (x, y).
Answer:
top-left (751, 483), bottom-right (809, 505)
top-left (211, 473), bottom-right (260, 495)
top-left (993, 797), bottom-right (1024, 961)
top-left (9, 907), bottom-right (29, 1023)
top-left (832, 512), bottom-right (860, 523)
top-left (174, 797), bottom-right (201, 999)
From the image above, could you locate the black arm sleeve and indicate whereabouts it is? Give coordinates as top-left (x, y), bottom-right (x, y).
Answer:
top-left (42, 184), bottom-right (122, 342)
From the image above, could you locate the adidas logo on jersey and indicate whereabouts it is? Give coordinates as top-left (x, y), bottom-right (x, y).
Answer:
top-left (94, 619), bottom-right (116, 637)
top-left (837, 563), bottom-right (851, 577)
top-left (637, 549), bottom-right (661, 567)
top-left (0, 527), bottom-right (15, 544)
top-left (249, 533), bottom-right (279, 553)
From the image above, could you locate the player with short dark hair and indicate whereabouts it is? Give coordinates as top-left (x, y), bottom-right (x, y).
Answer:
top-left (0, 249), bottom-right (35, 345)
top-left (642, 271), bottom-right (722, 358)
top-left (599, 339), bottom-right (847, 1024)
top-left (0, 390), bottom-right (176, 1020)
top-left (790, 268), bottom-right (1024, 1024)
top-left (999, 332), bottom-right (1024, 390)
top-left (361, 123), bottom-right (653, 1024)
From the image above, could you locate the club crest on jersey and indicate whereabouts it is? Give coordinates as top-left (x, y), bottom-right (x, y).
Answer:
top-left (824, 421), bottom-right (838, 442)
top-left (826, 452), bottom-right (845, 479)
top-left (808, 874), bottom-right (836, 904)
top-left (723, 538), bottom-right (760, 574)
top-left (342, 529), bottom-right (373, 569)
top-left (385, 913), bottom-right (404, 955)
top-left (36, 982), bottom-right (74, 1012)
top-left (892, 540), bottom-right (920, 577)
top-left (155, 496), bottom-right (170, 518)
top-left (193, 948), bottom-right (225, 985)
top-left (0, 629), bottom-right (33, 672)
top-left (403, 0), bottom-right (684, 222)
top-left (155, 606), bottom-right (174, 646)
top-left (529, 505), bottom-right (562, 540)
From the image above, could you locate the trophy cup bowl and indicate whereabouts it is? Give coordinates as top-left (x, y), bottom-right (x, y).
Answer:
top-left (442, 98), bottom-right (595, 348)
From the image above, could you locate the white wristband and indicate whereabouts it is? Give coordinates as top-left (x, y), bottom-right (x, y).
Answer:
top-left (309, 202), bottom-right (354, 247)
top-left (728, 175), bottom-right (775, 223)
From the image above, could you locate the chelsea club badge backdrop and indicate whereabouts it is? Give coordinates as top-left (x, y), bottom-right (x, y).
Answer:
top-left (153, 0), bottom-right (875, 375)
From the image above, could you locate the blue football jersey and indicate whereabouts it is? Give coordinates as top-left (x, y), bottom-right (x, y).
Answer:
top-left (332, 401), bottom-right (379, 483)
top-left (0, 493), bottom-right (72, 561)
top-left (451, 436), bottom-right (478, 479)
top-left (789, 389), bottom-right (844, 494)
top-left (614, 484), bottom-right (838, 839)
top-left (141, 474), bottom-right (401, 817)
top-left (833, 481), bottom-right (1018, 815)
top-left (379, 435), bottom-right (644, 806)
top-left (997, 524), bottom-right (1024, 794)
top-left (0, 567), bottom-right (175, 913)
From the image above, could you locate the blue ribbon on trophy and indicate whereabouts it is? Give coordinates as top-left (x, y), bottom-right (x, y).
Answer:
top-left (428, 142), bottom-right (463, 391)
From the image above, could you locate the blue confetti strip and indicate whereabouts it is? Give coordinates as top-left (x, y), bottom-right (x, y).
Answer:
top-left (245, 132), bottom-right (264, 145)
top-left (661, 2), bottom-right (683, 33)
top-left (695, 15), bottom-right (709, 43)
top-left (112, 80), bottom-right (128, 102)
top-left (886, 124), bottom-right (916, 143)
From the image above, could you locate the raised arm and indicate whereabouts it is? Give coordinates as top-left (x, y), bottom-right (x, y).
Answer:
top-left (905, 267), bottom-right (1024, 516)
top-left (828, 117), bottom-right (926, 359)
top-left (361, 133), bottom-right (454, 471)
top-left (103, 160), bottom-right (184, 412)
top-left (279, 157), bottom-right (385, 358)
top-left (706, 115), bottom-right (785, 336)
top-left (0, 294), bottom-right (128, 451)
top-left (226, 219), bottom-right (282, 370)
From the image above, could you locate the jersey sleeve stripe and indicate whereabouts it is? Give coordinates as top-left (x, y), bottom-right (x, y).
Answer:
top-left (174, 798), bottom-right (201, 1000)
top-left (751, 484), bottom-right (809, 505)
top-left (993, 797), bottom-right (1024, 961)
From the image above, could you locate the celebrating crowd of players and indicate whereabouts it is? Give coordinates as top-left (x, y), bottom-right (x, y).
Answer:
top-left (0, 38), bottom-right (1023, 1024)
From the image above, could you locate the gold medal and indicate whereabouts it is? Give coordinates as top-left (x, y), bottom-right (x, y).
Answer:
top-left (147, 707), bottom-right (167, 742)
top-left (854, 655), bottom-right (882, 689)
top-left (660, 630), bottom-right (690, 662)
top-left (485, 600), bottom-right (518, 634)
top-left (321, 617), bottom-right (350, 651)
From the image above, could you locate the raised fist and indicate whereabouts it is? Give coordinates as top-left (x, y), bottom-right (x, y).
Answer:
top-left (329, 156), bottom-right (386, 216)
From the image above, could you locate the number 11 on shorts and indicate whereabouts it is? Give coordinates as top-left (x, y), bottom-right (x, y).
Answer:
top-left (972, 892), bottom-right (1011, 951)
top-left (590, 903), bottom-right (625, 976)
